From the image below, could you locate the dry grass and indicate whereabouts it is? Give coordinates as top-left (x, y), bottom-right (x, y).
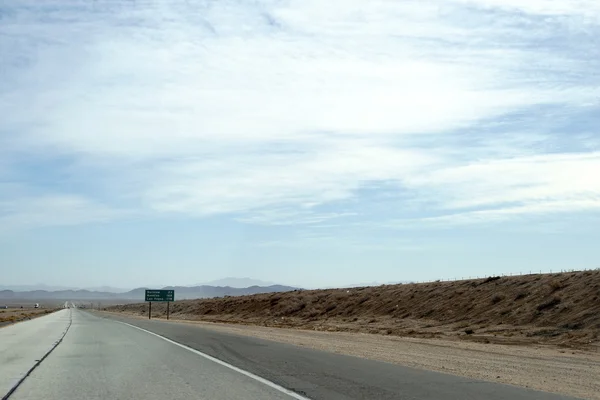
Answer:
top-left (0, 308), bottom-right (58, 325)
top-left (107, 270), bottom-right (600, 349)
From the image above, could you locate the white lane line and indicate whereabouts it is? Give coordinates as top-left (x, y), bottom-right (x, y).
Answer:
top-left (116, 321), bottom-right (311, 400)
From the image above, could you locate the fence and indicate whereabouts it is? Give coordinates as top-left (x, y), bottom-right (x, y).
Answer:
top-left (407, 267), bottom-right (600, 284)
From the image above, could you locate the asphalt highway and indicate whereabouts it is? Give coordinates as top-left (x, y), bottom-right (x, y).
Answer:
top-left (5, 309), bottom-right (299, 400)
top-left (0, 309), bottom-right (583, 400)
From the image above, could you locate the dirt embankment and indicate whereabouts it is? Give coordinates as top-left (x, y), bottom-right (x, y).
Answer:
top-left (107, 270), bottom-right (600, 348)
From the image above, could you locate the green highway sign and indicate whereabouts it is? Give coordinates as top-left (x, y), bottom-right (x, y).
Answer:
top-left (145, 289), bottom-right (174, 302)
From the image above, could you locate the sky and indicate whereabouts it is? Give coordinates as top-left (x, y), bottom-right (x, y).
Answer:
top-left (1, 0), bottom-right (599, 289)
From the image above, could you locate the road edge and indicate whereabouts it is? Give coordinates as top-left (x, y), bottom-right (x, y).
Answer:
top-left (115, 319), bottom-right (312, 400)
top-left (1, 309), bottom-right (73, 400)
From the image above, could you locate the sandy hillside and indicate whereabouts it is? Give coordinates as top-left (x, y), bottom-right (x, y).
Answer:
top-left (107, 270), bottom-right (600, 348)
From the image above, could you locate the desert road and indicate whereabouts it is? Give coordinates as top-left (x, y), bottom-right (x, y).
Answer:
top-left (0, 308), bottom-right (583, 400)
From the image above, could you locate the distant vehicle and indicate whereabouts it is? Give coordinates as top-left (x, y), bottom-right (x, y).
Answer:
top-left (34, 303), bottom-right (40, 308)
top-left (1, 305), bottom-right (7, 309)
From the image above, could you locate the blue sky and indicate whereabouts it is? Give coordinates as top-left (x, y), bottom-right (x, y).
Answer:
top-left (1, 0), bottom-right (599, 289)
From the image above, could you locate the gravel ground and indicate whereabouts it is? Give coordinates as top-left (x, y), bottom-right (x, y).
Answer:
top-left (104, 312), bottom-right (600, 400)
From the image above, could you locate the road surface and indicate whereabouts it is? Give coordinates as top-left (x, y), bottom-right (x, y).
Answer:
top-left (0, 309), bottom-right (71, 396)
top-left (0, 308), bottom-right (583, 400)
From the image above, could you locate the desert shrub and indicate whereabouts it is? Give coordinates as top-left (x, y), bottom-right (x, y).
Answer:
top-left (482, 276), bottom-right (501, 284)
top-left (561, 322), bottom-right (583, 330)
top-left (537, 297), bottom-right (561, 311)
top-left (270, 297), bottom-right (281, 306)
top-left (278, 302), bottom-right (306, 315)
top-left (549, 280), bottom-right (566, 292)
top-left (491, 294), bottom-right (504, 304)
top-left (514, 292), bottom-right (528, 300)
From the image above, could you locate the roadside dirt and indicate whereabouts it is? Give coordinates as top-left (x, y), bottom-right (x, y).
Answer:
top-left (103, 311), bottom-right (600, 400)
top-left (0, 308), bottom-right (59, 327)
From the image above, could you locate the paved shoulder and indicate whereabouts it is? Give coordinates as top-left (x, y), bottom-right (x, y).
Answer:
top-left (0, 309), bottom-right (71, 398)
top-left (99, 312), bottom-right (582, 400)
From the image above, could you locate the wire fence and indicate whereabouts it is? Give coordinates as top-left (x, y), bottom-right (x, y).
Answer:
top-left (408, 267), bottom-right (600, 284)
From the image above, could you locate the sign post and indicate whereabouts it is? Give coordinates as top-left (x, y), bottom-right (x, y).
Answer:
top-left (145, 290), bottom-right (175, 321)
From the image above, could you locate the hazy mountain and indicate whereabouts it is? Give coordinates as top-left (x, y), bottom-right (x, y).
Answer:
top-left (0, 284), bottom-right (299, 301)
top-left (0, 289), bottom-right (109, 300)
top-left (0, 284), bottom-right (76, 292)
top-left (2, 279), bottom-right (284, 294)
top-left (159, 285), bottom-right (297, 300)
top-left (0, 285), bottom-right (129, 294)
top-left (197, 277), bottom-right (277, 288)
top-left (83, 286), bottom-right (130, 293)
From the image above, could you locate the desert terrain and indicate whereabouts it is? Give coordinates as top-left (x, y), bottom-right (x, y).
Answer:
top-left (108, 270), bottom-right (600, 348)
top-left (105, 270), bottom-right (600, 399)
top-left (0, 306), bottom-right (59, 327)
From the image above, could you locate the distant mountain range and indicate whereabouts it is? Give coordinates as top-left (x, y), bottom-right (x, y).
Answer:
top-left (0, 284), bottom-right (78, 292)
top-left (197, 277), bottom-right (276, 288)
top-left (0, 285), bottom-right (130, 293)
top-left (0, 284), bottom-right (298, 301)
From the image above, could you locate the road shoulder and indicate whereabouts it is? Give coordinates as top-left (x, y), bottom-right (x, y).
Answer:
top-left (0, 309), bottom-right (72, 398)
top-left (101, 311), bottom-right (600, 400)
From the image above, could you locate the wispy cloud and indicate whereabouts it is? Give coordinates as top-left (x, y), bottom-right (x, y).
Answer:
top-left (0, 194), bottom-right (123, 233)
top-left (1, 0), bottom-right (599, 231)
top-left (406, 152), bottom-right (600, 211)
